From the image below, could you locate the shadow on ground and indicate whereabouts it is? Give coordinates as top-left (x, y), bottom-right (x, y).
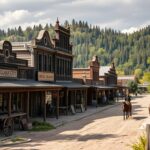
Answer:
top-left (133, 116), bottom-right (147, 120)
top-left (2, 133), bottom-right (118, 149)
top-left (1, 94), bottom-right (149, 149)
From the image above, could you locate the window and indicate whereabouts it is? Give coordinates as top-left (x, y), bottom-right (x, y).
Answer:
top-left (57, 58), bottom-right (59, 74)
top-left (48, 55), bottom-right (52, 72)
top-left (69, 61), bottom-right (72, 76)
top-left (67, 61), bottom-right (69, 75)
top-left (19, 69), bottom-right (27, 79)
top-left (43, 55), bottom-right (47, 71)
top-left (60, 59), bottom-right (63, 75)
top-left (5, 49), bottom-right (9, 58)
top-left (44, 37), bottom-right (47, 46)
top-left (64, 60), bottom-right (66, 75)
top-left (62, 59), bottom-right (64, 75)
top-left (38, 54), bottom-right (42, 71)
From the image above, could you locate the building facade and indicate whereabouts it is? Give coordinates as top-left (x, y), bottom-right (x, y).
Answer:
top-left (0, 40), bottom-right (65, 136)
top-left (73, 57), bottom-right (118, 106)
top-left (117, 75), bottom-right (136, 86)
top-left (73, 56), bottom-right (100, 84)
top-left (99, 62), bottom-right (117, 86)
top-left (12, 20), bottom-right (88, 119)
top-left (13, 20), bottom-right (73, 82)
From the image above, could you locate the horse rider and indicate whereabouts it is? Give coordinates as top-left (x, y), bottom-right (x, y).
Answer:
top-left (125, 94), bottom-right (131, 102)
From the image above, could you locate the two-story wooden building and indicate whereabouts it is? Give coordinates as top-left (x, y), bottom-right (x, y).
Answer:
top-left (12, 21), bottom-right (73, 82)
top-left (0, 40), bottom-right (65, 136)
top-left (12, 20), bottom-right (88, 117)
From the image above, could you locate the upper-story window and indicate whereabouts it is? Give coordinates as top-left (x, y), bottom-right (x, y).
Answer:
top-left (38, 53), bottom-right (42, 71)
top-left (56, 57), bottom-right (72, 79)
top-left (48, 55), bottom-right (52, 72)
top-left (43, 55), bottom-right (47, 71)
top-left (5, 49), bottom-right (10, 58)
top-left (19, 69), bottom-right (27, 79)
top-left (44, 37), bottom-right (47, 46)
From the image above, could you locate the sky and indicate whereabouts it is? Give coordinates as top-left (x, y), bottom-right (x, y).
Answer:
top-left (0, 0), bottom-right (150, 33)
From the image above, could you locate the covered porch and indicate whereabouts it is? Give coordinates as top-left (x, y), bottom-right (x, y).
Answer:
top-left (56, 82), bottom-right (89, 115)
top-left (87, 85), bottom-right (117, 107)
top-left (0, 80), bottom-right (63, 124)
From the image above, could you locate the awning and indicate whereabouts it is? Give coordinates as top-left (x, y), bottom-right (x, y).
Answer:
top-left (56, 81), bottom-right (89, 89)
top-left (91, 85), bottom-right (117, 90)
top-left (0, 79), bottom-right (63, 89)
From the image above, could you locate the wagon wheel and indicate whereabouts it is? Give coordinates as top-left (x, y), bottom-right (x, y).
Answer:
top-left (3, 118), bottom-right (14, 136)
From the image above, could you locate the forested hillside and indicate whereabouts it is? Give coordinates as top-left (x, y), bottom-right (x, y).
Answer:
top-left (0, 20), bottom-right (150, 75)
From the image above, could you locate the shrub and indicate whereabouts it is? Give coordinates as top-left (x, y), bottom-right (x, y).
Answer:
top-left (131, 134), bottom-right (146, 150)
top-left (31, 121), bottom-right (55, 131)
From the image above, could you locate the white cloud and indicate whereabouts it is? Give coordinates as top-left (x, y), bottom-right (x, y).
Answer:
top-left (0, 10), bottom-right (30, 28)
top-left (71, 0), bottom-right (133, 6)
top-left (0, 0), bottom-right (149, 31)
top-left (122, 27), bottom-right (138, 34)
top-left (34, 12), bottom-right (46, 18)
top-left (122, 20), bottom-right (150, 34)
top-left (94, 19), bottom-right (123, 30)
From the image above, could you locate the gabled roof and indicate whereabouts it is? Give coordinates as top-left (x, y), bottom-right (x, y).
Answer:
top-left (35, 30), bottom-right (54, 48)
top-left (99, 66), bottom-right (111, 76)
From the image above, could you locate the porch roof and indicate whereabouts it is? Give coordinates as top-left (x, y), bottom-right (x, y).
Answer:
top-left (0, 79), bottom-right (63, 89)
top-left (56, 81), bottom-right (89, 89)
top-left (92, 85), bottom-right (117, 89)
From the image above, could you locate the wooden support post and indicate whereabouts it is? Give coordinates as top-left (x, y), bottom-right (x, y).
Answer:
top-left (146, 124), bottom-right (150, 150)
top-left (56, 91), bottom-right (59, 119)
top-left (85, 89), bottom-right (87, 110)
top-left (96, 89), bottom-right (98, 107)
top-left (75, 90), bottom-right (76, 112)
top-left (92, 88), bottom-right (94, 101)
top-left (80, 90), bottom-right (82, 104)
top-left (43, 91), bottom-right (46, 122)
top-left (66, 89), bottom-right (68, 115)
top-left (17, 93), bottom-right (19, 111)
top-left (27, 91), bottom-right (30, 122)
top-left (108, 90), bottom-right (110, 101)
top-left (8, 92), bottom-right (11, 116)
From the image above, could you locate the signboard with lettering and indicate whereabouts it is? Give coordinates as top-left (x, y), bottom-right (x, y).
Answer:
top-left (46, 91), bottom-right (52, 104)
top-left (0, 69), bottom-right (17, 78)
top-left (38, 72), bottom-right (54, 81)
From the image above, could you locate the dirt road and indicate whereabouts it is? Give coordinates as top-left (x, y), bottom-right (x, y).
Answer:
top-left (2, 94), bottom-right (150, 150)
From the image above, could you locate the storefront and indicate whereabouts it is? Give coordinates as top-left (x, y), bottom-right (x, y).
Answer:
top-left (56, 82), bottom-right (89, 115)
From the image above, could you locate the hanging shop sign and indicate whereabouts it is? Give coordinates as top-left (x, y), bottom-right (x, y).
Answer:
top-left (38, 72), bottom-right (54, 81)
top-left (0, 69), bottom-right (17, 78)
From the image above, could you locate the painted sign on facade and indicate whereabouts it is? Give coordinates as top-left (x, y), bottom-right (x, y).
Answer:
top-left (38, 72), bottom-right (54, 81)
top-left (0, 69), bottom-right (17, 78)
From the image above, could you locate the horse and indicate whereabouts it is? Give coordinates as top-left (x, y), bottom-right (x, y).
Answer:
top-left (148, 104), bottom-right (150, 115)
top-left (122, 101), bottom-right (132, 120)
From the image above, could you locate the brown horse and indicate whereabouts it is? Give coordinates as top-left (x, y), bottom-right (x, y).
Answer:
top-left (148, 104), bottom-right (150, 115)
top-left (122, 101), bottom-right (132, 120)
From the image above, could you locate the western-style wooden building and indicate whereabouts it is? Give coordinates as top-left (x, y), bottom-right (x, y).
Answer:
top-left (12, 20), bottom-right (88, 119)
top-left (73, 56), bottom-right (118, 106)
top-left (0, 20), bottom-right (123, 136)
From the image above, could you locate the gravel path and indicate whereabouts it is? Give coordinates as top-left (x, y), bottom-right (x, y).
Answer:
top-left (2, 94), bottom-right (150, 150)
